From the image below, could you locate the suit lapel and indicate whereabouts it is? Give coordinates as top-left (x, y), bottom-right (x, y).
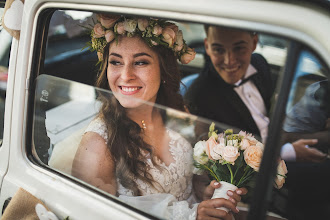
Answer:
top-left (208, 66), bottom-right (260, 135)
top-left (252, 72), bottom-right (271, 113)
top-left (222, 86), bottom-right (260, 134)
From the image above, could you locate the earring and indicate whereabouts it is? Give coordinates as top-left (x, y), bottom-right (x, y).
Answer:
top-left (162, 80), bottom-right (166, 84)
top-left (141, 120), bottom-right (147, 130)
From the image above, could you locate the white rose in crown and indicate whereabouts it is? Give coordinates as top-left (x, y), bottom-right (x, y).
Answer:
top-left (124, 19), bottom-right (138, 33)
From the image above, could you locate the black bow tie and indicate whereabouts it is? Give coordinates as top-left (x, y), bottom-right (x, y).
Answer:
top-left (232, 74), bottom-right (256, 88)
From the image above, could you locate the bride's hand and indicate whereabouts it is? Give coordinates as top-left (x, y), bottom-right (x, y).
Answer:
top-left (203, 180), bottom-right (248, 205)
top-left (197, 198), bottom-right (238, 220)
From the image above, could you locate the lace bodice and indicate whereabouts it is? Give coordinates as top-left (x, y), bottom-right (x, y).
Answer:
top-left (85, 117), bottom-right (195, 202)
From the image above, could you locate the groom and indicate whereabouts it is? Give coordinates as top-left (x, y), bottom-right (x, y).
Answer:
top-left (184, 25), bottom-right (326, 162)
top-left (184, 25), bottom-right (328, 218)
top-left (185, 25), bottom-right (272, 142)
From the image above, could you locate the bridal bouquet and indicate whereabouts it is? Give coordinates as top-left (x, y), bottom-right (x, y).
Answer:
top-left (193, 123), bottom-right (287, 210)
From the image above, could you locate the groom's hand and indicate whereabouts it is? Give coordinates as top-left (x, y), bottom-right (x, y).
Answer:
top-left (203, 180), bottom-right (247, 205)
top-left (292, 139), bottom-right (326, 162)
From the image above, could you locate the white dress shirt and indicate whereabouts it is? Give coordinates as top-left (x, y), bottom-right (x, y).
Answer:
top-left (233, 64), bottom-right (296, 161)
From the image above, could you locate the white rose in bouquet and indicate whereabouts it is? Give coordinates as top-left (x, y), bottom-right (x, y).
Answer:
top-left (220, 145), bottom-right (240, 165)
top-left (193, 141), bottom-right (208, 165)
top-left (210, 144), bottom-right (225, 161)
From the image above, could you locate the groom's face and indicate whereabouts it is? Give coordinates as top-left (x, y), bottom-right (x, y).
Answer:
top-left (204, 26), bottom-right (258, 85)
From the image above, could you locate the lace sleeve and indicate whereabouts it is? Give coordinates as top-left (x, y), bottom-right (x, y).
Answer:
top-left (85, 117), bottom-right (108, 143)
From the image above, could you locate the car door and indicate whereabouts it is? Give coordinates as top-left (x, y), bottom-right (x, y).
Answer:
top-left (0, 1), bottom-right (330, 220)
top-left (0, 0), bottom-right (12, 192)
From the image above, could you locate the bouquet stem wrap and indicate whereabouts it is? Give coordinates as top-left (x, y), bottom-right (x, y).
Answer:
top-left (211, 181), bottom-right (238, 212)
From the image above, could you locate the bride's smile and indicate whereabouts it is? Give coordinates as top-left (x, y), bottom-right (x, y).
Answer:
top-left (119, 86), bottom-right (142, 94)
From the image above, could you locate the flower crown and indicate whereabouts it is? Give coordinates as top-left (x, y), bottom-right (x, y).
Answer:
top-left (90, 14), bottom-right (196, 64)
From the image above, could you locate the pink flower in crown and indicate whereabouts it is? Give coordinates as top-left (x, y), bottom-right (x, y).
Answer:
top-left (97, 14), bottom-right (121, 29)
top-left (162, 26), bottom-right (177, 47)
top-left (105, 30), bottom-right (115, 43)
top-left (138, 18), bottom-right (149, 31)
top-left (205, 136), bottom-right (217, 160)
top-left (180, 47), bottom-right (196, 64)
top-left (174, 30), bottom-right (184, 52)
top-left (116, 22), bottom-right (126, 35)
top-left (153, 25), bottom-right (162, 36)
top-left (167, 23), bottom-right (179, 34)
top-left (93, 23), bottom-right (105, 38)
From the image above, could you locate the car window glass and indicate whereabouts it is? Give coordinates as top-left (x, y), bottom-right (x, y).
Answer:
top-left (0, 8), bottom-right (11, 147)
top-left (278, 49), bottom-right (330, 219)
top-left (33, 74), bottom-right (219, 218)
top-left (31, 9), bottom-right (330, 220)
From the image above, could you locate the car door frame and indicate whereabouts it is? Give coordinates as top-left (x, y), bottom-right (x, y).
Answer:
top-left (1, 0), bottom-right (330, 219)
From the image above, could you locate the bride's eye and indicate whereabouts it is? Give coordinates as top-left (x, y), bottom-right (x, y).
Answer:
top-left (109, 60), bottom-right (121, 66)
top-left (135, 61), bottom-right (149, 66)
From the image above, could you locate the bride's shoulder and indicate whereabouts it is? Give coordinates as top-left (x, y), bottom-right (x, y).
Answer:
top-left (85, 117), bottom-right (108, 143)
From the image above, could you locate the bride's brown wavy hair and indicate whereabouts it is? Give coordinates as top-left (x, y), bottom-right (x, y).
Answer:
top-left (95, 38), bottom-right (185, 195)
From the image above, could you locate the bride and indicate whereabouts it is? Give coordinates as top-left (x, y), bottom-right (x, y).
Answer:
top-left (72, 14), bottom-right (245, 220)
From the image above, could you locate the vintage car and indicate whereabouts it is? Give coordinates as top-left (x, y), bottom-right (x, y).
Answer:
top-left (0, 0), bottom-right (329, 219)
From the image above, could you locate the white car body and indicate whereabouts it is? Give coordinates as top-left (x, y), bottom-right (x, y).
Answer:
top-left (0, 0), bottom-right (329, 219)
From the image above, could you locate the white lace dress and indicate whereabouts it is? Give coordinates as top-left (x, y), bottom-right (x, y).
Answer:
top-left (85, 118), bottom-right (199, 220)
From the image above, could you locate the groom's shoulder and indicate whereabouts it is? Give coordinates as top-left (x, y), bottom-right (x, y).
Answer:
top-left (251, 53), bottom-right (271, 77)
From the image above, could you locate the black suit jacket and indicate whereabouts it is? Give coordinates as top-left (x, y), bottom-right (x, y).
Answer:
top-left (184, 53), bottom-right (274, 137)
